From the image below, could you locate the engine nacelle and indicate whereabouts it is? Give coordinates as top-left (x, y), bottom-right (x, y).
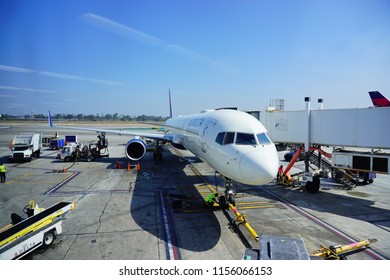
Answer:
top-left (125, 138), bottom-right (146, 161)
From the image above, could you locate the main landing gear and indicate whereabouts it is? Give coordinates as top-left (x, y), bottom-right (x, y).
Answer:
top-left (153, 140), bottom-right (164, 161)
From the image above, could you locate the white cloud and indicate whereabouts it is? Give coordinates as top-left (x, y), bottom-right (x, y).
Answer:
top-left (7, 103), bottom-right (26, 108)
top-left (0, 84), bottom-right (56, 94)
top-left (0, 64), bottom-right (123, 86)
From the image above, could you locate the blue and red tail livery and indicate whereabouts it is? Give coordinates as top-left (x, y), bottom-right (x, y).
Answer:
top-left (369, 91), bottom-right (390, 107)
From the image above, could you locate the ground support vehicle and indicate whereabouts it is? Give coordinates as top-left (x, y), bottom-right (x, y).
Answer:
top-left (0, 201), bottom-right (76, 260)
top-left (57, 142), bottom-right (83, 162)
top-left (9, 133), bottom-right (42, 162)
top-left (57, 134), bottom-right (109, 162)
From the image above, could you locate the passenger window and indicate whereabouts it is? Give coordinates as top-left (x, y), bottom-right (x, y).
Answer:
top-left (236, 133), bottom-right (256, 145)
top-left (257, 132), bottom-right (272, 145)
top-left (224, 132), bottom-right (235, 145)
top-left (215, 132), bottom-right (225, 145)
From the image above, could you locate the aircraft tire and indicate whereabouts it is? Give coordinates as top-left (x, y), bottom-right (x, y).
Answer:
top-left (228, 196), bottom-right (236, 207)
top-left (218, 196), bottom-right (228, 209)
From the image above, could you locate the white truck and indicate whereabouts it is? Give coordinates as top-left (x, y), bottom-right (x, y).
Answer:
top-left (57, 142), bottom-right (84, 162)
top-left (9, 133), bottom-right (42, 162)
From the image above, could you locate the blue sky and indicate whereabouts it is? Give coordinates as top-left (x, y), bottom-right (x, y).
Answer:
top-left (1, 0), bottom-right (389, 117)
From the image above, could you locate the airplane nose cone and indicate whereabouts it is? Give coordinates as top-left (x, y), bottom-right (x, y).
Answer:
top-left (239, 147), bottom-right (279, 185)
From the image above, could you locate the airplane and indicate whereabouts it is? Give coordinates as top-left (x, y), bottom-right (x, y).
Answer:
top-left (48, 97), bottom-right (279, 202)
top-left (369, 91), bottom-right (390, 107)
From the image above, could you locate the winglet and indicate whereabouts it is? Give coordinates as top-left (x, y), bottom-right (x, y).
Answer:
top-left (48, 110), bottom-right (54, 127)
top-left (169, 89), bottom-right (173, 118)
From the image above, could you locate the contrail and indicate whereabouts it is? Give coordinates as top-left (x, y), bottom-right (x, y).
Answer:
top-left (81, 13), bottom-right (239, 74)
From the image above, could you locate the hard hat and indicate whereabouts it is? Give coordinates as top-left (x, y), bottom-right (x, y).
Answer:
top-left (228, 190), bottom-right (234, 195)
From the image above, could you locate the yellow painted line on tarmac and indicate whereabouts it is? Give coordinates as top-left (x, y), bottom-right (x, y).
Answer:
top-left (236, 205), bottom-right (277, 210)
top-left (5, 173), bottom-right (32, 184)
top-left (236, 201), bottom-right (275, 205)
top-left (57, 172), bottom-right (76, 184)
top-left (6, 181), bottom-right (56, 185)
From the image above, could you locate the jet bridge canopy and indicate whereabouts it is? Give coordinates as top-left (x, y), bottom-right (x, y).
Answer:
top-left (261, 107), bottom-right (390, 149)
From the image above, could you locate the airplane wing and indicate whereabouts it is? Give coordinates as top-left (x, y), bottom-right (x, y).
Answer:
top-left (48, 111), bottom-right (173, 142)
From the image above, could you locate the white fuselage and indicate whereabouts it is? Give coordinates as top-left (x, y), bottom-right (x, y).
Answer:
top-left (165, 109), bottom-right (279, 185)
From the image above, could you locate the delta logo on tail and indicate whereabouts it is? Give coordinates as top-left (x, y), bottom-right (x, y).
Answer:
top-left (369, 91), bottom-right (390, 107)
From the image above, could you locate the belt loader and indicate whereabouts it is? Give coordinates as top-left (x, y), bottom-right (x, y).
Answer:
top-left (0, 201), bottom-right (76, 260)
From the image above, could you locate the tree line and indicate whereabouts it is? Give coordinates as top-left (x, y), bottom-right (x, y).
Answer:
top-left (0, 113), bottom-right (168, 122)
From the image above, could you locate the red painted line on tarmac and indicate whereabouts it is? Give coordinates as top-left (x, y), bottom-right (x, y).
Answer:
top-left (159, 191), bottom-right (181, 260)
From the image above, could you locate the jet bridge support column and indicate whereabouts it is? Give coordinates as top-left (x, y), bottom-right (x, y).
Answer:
top-left (304, 97), bottom-right (311, 173)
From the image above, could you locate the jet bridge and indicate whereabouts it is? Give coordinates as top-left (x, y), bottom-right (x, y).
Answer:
top-left (261, 98), bottom-right (390, 150)
top-left (259, 98), bottom-right (390, 187)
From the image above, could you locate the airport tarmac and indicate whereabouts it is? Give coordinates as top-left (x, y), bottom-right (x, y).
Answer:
top-left (0, 122), bottom-right (389, 260)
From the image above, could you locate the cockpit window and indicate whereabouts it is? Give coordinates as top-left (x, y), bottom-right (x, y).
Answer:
top-left (215, 132), bottom-right (225, 145)
top-left (236, 133), bottom-right (257, 145)
top-left (224, 132), bottom-right (235, 145)
top-left (257, 132), bottom-right (272, 145)
top-left (216, 131), bottom-right (269, 146)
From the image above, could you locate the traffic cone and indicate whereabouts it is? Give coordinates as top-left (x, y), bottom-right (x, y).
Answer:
top-left (127, 162), bottom-right (131, 171)
top-left (63, 166), bottom-right (67, 173)
top-left (137, 163), bottom-right (141, 171)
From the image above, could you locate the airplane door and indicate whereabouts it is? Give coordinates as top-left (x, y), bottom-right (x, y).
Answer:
top-left (201, 120), bottom-right (215, 153)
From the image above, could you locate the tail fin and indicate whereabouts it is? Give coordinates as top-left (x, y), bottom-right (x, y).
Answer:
top-left (48, 110), bottom-right (54, 127)
top-left (169, 89), bottom-right (173, 118)
top-left (369, 91), bottom-right (390, 107)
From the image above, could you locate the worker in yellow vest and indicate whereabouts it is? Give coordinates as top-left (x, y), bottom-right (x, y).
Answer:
top-left (0, 163), bottom-right (6, 183)
top-left (205, 192), bottom-right (219, 207)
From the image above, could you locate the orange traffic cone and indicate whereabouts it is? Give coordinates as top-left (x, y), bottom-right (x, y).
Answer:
top-left (137, 163), bottom-right (141, 171)
top-left (63, 166), bottom-right (67, 173)
top-left (127, 162), bottom-right (131, 171)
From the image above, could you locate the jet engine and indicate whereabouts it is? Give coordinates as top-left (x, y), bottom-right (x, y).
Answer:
top-left (125, 138), bottom-right (146, 161)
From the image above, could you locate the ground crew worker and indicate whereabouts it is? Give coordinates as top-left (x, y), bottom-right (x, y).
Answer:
top-left (277, 165), bottom-right (284, 183)
top-left (205, 192), bottom-right (219, 207)
top-left (0, 163), bottom-right (6, 183)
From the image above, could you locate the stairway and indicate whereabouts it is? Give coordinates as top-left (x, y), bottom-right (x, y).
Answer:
top-left (308, 150), bottom-right (356, 189)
